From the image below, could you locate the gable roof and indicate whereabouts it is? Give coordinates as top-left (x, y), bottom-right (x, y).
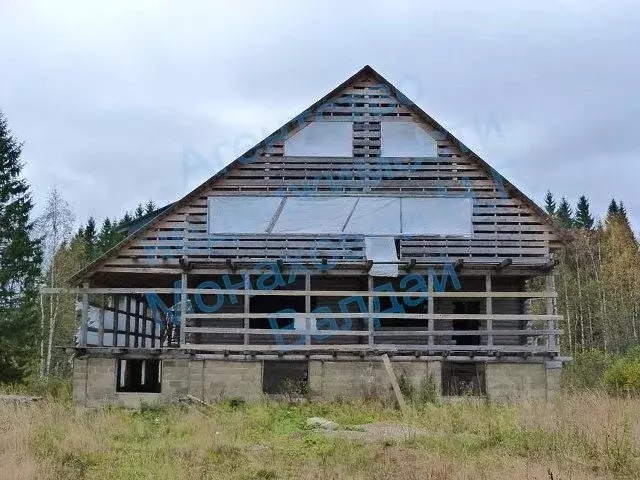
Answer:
top-left (71, 65), bottom-right (561, 284)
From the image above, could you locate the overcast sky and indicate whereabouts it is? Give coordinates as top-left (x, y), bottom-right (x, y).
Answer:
top-left (0, 0), bottom-right (638, 230)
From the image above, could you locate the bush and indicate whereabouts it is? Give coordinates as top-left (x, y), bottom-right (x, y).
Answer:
top-left (604, 358), bottom-right (640, 395)
top-left (562, 348), bottom-right (611, 390)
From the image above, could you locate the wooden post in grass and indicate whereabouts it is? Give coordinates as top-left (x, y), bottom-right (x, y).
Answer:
top-left (381, 353), bottom-right (407, 412)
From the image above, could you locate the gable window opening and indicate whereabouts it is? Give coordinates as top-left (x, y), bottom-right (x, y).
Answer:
top-left (116, 359), bottom-right (161, 393)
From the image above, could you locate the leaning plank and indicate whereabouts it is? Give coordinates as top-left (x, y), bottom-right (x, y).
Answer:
top-left (381, 354), bottom-right (407, 412)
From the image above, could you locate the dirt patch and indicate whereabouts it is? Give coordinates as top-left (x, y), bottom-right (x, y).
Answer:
top-left (319, 422), bottom-right (427, 442)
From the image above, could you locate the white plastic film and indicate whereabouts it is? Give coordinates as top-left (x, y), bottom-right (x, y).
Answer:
top-left (272, 197), bottom-right (357, 234)
top-left (344, 197), bottom-right (401, 235)
top-left (284, 122), bottom-right (353, 157)
top-left (381, 122), bottom-right (437, 157)
top-left (208, 196), bottom-right (282, 234)
top-left (365, 236), bottom-right (399, 277)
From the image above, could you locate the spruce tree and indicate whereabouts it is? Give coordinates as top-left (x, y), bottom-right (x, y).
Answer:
top-left (544, 191), bottom-right (556, 216)
top-left (556, 197), bottom-right (574, 229)
top-left (145, 200), bottom-right (156, 214)
top-left (83, 216), bottom-right (97, 260)
top-left (134, 204), bottom-right (145, 218)
top-left (608, 199), bottom-right (619, 216)
top-left (0, 112), bottom-right (43, 382)
top-left (575, 195), bottom-right (595, 230)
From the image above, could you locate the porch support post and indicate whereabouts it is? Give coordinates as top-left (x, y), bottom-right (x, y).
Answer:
top-left (368, 276), bottom-right (374, 347)
top-left (124, 295), bottom-right (131, 347)
top-left (305, 273), bottom-right (311, 345)
top-left (112, 295), bottom-right (119, 347)
top-left (486, 275), bottom-right (493, 347)
top-left (80, 281), bottom-right (89, 347)
top-left (180, 272), bottom-right (187, 348)
top-left (98, 294), bottom-right (105, 347)
top-left (427, 273), bottom-right (434, 348)
top-left (244, 274), bottom-right (250, 346)
top-left (547, 274), bottom-right (556, 350)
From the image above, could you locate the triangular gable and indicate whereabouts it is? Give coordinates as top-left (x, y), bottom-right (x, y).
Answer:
top-left (72, 65), bottom-right (562, 283)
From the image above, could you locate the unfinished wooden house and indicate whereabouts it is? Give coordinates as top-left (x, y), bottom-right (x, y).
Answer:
top-left (56, 66), bottom-right (566, 407)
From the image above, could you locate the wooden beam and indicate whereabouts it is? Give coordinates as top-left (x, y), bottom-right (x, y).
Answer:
top-left (381, 354), bottom-right (407, 412)
top-left (486, 275), bottom-right (493, 347)
top-left (405, 258), bottom-right (416, 273)
top-left (243, 274), bottom-right (250, 346)
top-left (80, 282), bottom-right (89, 348)
top-left (180, 273), bottom-right (187, 347)
top-left (496, 258), bottom-right (512, 270)
top-left (305, 273), bottom-right (311, 345)
top-left (427, 273), bottom-right (434, 348)
top-left (368, 276), bottom-right (374, 347)
top-left (98, 294), bottom-right (105, 347)
top-left (112, 295), bottom-right (119, 347)
top-left (226, 258), bottom-right (237, 272)
top-left (547, 274), bottom-right (557, 350)
top-left (124, 296), bottom-right (131, 347)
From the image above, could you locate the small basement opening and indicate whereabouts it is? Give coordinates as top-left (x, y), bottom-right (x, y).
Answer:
top-left (262, 360), bottom-right (309, 395)
top-left (442, 362), bottom-right (486, 396)
top-left (116, 359), bottom-right (161, 393)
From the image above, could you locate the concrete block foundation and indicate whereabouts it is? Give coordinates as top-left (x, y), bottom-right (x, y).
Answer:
top-left (72, 356), bottom-right (561, 407)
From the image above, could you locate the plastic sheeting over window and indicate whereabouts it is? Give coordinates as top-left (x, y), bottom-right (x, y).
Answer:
top-left (272, 197), bottom-right (356, 234)
top-left (284, 122), bottom-right (353, 157)
top-left (381, 122), bottom-right (437, 157)
top-left (208, 195), bottom-right (473, 237)
top-left (344, 197), bottom-right (401, 235)
top-left (365, 237), bottom-right (399, 277)
top-left (208, 196), bottom-right (282, 234)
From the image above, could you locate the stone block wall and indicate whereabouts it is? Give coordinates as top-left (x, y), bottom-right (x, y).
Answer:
top-left (485, 361), bottom-right (561, 403)
top-left (309, 360), bottom-right (441, 402)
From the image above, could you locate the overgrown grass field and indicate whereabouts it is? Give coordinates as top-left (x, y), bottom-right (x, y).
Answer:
top-left (1, 393), bottom-right (639, 480)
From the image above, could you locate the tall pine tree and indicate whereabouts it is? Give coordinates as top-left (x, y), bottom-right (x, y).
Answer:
top-left (145, 200), bottom-right (156, 214)
top-left (0, 112), bottom-right (42, 382)
top-left (83, 216), bottom-right (97, 260)
top-left (575, 195), bottom-right (595, 230)
top-left (556, 197), bottom-right (574, 229)
top-left (544, 191), bottom-right (557, 216)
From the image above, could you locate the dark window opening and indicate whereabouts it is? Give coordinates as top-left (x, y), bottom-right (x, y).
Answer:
top-left (453, 301), bottom-right (481, 345)
top-left (375, 294), bottom-right (426, 328)
top-left (116, 359), bottom-right (161, 393)
top-left (442, 362), bottom-right (486, 396)
top-left (116, 360), bottom-right (162, 393)
top-left (249, 294), bottom-right (311, 329)
top-left (263, 361), bottom-right (308, 395)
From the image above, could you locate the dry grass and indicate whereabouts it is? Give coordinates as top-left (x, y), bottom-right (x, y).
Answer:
top-left (0, 393), bottom-right (639, 479)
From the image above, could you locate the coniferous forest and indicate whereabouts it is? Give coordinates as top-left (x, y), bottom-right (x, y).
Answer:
top-left (0, 109), bottom-right (639, 391)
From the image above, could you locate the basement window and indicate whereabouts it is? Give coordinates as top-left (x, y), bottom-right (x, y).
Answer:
top-left (263, 360), bottom-right (308, 395)
top-left (442, 362), bottom-right (486, 396)
top-left (116, 359), bottom-right (161, 393)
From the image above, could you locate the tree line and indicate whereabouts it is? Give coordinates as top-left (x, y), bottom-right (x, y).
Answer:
top-left (0, 111), bottom-right (158, 381)
top-left (543, 192), bottom-right (639, 355)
